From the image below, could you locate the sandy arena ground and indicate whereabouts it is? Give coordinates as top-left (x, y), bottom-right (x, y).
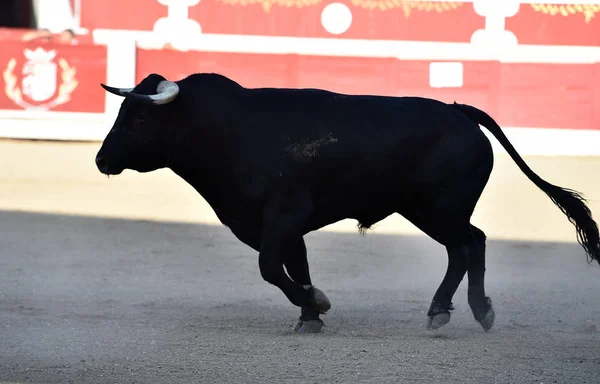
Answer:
top-left (1, 139), bottom-right (599, 383)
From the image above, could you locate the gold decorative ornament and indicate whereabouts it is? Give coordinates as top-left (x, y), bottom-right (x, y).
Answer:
top-left (530, 4), bottom-right (600, 23)
top-left (216, 0), bottom-right (323, 12)
top-left (215, 0), bottom-right (463, 15)
top-left (350, 0), bottom-right (462, 15)
top-left (3, 59), bottom-right (22, 104)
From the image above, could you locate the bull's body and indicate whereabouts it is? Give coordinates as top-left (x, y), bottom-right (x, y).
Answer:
top-left (171, 81), bottom-right (490, 244)
top-left (96, 73), bottom-right (600, 333)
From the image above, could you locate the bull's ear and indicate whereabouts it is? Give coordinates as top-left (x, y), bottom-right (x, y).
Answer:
top-left (101, 84), bottom-right (133, 97)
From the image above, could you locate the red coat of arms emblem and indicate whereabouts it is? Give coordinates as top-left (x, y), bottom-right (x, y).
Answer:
top-left (3, 47), bottom-right (79, 110)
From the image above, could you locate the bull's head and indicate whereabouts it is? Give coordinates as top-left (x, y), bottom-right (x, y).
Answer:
top-left (95, 74), bottom-right (180, 176)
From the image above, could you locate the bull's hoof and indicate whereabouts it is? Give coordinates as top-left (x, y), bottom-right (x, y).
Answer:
top-left (306, 285), bottom-right (331, 314)
top-left (477, 306), bottom-right (495, 331)
top-left (293, 319), bottom-right (324, 333)
top-left (470, 296), bottom-right (495, 332)
top-left (426, 300), bottom-right (454, 330)
top-left (426, 312), bottom-right (451, 330)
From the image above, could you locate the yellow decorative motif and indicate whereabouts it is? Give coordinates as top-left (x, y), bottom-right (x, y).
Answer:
top-left (215, 0), bottom-right (463, 14)
top-left (3, 59), bottom-right (22, 104)
top-left (349, 0), bottom-right (462, 15)
top-left (530, 4), bottom-right (600, 23)
top-left (56, 58), bottom-right (79, 105)
top-left (216, 0), bottom-right (323, 12)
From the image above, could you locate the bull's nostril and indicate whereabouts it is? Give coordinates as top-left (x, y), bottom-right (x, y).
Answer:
top-left (95, 156), bottom-right (106, 170)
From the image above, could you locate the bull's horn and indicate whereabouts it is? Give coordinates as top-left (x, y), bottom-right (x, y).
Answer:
top-left (100, 80), bottom-right (180, 105)
top-left (146, 80), bottom-right (179, 105)
top-left (100, 84), bottom-right (134, 96)
top-left (125, 81), bottom-right (180, 105)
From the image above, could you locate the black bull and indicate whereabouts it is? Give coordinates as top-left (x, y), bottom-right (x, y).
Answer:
top-left (95, 73), bottom-right (600, 333)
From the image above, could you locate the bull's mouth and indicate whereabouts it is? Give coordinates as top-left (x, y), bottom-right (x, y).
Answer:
top-left (100, 168), bottom-right (123, 176)
top-left (95, 156), bottom-right (124, 176)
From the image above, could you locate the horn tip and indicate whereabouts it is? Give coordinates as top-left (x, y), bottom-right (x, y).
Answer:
top-left (101, 83), bottom-right (132, 97)
top-left (100, 83), bottom-right (116, 92)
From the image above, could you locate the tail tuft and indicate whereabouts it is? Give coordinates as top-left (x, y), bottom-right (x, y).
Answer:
top-left (542, 182), bottom-right (600, 265)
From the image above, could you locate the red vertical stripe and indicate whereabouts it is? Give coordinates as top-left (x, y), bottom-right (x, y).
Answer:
top-left (592, 64), bottom-right (600, 130)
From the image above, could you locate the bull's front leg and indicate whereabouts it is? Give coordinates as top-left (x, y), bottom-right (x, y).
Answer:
top-left (284, 238), bottom-right (330, 333)
top-left (258, 190), bottom-right (331, 332)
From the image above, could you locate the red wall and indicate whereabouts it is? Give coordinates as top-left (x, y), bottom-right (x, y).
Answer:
top-left (498, 63), bottom-right (600, 129)
top-left (506, 4), bottom-right (600, 46)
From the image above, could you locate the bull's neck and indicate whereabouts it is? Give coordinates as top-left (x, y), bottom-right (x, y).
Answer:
top-left (164, 77), bottom-right (245, 211)
top-left (166, 129), bottom-right (237, 213)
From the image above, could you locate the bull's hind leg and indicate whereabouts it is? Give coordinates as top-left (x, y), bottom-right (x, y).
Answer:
top-left (426, 224), bottom-right (494, 331)
top-left (418, 144), bottom-right (495, 331)
top-left (466, 225), bottom-right (495, 331)
top-left (397, 209), bottom-right (471, 330)
top-left (284, 238), bottom-right (330, 333)
top-left (425, 237), bottom-right (467, 330)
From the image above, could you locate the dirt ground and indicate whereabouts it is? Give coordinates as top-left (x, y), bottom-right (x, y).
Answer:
top-left (1, 139), bottom-right (599, 384)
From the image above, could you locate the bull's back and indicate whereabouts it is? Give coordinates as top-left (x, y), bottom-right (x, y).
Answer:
top-left (245, 88), bottom-right (459, 163)
top-left (275, 93), bottom-right (469, 180)
top-left (237, 88), bottom-right (489, 229)
top-left (301, 93), bottom-right (488, 230)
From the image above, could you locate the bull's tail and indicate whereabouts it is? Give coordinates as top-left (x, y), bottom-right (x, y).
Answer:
top-left (453, 102), bottom-right (600, 265)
